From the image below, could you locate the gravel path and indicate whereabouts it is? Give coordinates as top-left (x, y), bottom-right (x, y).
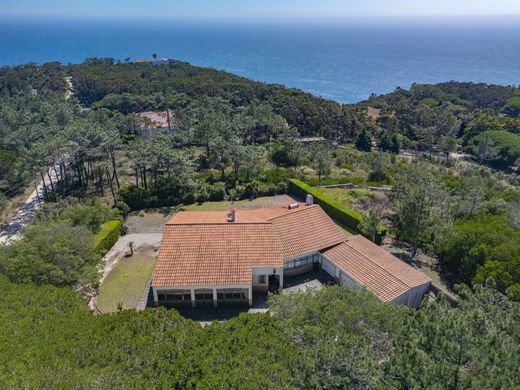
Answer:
top-left (0, 164), bottom-right (60, 245)
top-left (0, 77), bottom-right (71, 245)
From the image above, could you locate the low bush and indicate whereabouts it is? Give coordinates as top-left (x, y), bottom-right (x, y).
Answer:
top-left (0, 222), bottom-right (97, 286)
top-left (261, 167), bottom-right (294, 185)
top-left (59, 200), bottom-right (119, 233)
top-left (468, 130), bottom-right (520, 167)
top-left (118, 185), bottom-right (150, 209)
top-left (288, 179), bottom-right (387, 243)
top-left (93, 219), bottom-right (122, 255)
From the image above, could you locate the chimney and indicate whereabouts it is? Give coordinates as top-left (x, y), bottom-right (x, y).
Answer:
top-left (227, 209), bottom-right (236, 223)
top-left (305, 194), bottom-right (314, 206)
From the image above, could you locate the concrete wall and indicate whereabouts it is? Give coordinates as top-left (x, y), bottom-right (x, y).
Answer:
top-left (252, 267), bottom-right (283, 292)
top-left (322, 258), bottom-right (338, 280)
top-left (392, 282), bottom-right (431, 308)
top-left (284, 263), bottom-right (314, 278)
top-left (339, 271), bottom-right (358, 287)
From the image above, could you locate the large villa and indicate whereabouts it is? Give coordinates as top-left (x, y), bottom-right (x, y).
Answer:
top-left (151, 196), bottom-right (432, 309)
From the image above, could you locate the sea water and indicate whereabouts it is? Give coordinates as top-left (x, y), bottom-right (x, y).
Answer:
top-left (0, 17), bottom-right (518, 103)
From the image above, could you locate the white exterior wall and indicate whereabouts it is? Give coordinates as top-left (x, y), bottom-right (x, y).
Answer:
top-left (322, 258), bottom-right (337, 278)
top-left (392, 282), bottom-right (431, 308)
top-left (252, 266), bottom-right (283, 291)
top-left (339, 271), bottom-right (358, 287)
top-left (153, 284), bottom-right (252, 307)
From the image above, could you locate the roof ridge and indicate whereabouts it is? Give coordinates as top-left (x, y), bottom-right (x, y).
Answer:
top-left (166, 222), bottom-right (272, 226)
top-left (266, 204), bottom-right (316, 221)
top-left (342, 241), bottom-right (413, 289)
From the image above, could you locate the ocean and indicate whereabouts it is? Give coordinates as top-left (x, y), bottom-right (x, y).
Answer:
top-left (0, 17), bottom-right (519, 103)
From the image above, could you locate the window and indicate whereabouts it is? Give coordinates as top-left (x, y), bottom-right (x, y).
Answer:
top-left (218, 290), bottom-right (248, 301)
top-left (259, 275), bottom-right (266, 284)
top-left (232, 292), bottom-right (246, 300)
top-left (158, 293), bottom-right (165, 301)
top-left (195, 293), bottom-right (213, 300)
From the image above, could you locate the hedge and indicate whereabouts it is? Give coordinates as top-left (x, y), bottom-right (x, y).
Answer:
top-left (93, 219), bottom-right (122, 255)
top-left (288, 179), bottom-right (387, 244)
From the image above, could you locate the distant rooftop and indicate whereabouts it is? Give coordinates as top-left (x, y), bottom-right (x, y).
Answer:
top-left (136, 58), bottom-right (176, 65)
top-left (137, 111), bottom-right (173, 130)
top-left (299, 136), bottom-right (326, 143)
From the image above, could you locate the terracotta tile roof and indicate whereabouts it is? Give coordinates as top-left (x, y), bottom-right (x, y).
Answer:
top-left (262, 205), bottom-right (346, 258)
top-left (152, 224), bottom-right (283, 287)
top-left (153, 204), bottom-right (347, 287)
top-left (167, 210), bottom-right (267, 225)
top-left (366, 106), bottom-right (381, 120)
top-left (323, 237), bottom-right (431, 302)
top-left (345, 235), bottom-right (431, 288)
top-left (137, 111), bottom-right (175, 129)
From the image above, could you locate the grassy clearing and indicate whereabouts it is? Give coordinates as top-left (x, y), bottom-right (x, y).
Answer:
top-left (125, 195), bottom-right (295, 233)
top-left (319, 187), bottom-right (375, 207)
top-left (97, 250), bottom-right (157, 313)
top-left (126, 211), bottom-right (173, 234)
top-left (182, 195), bottom-right (294, 212)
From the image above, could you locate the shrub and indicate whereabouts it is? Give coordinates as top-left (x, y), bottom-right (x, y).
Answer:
top-left (0, 222), bottom-right (97, 286)
top-left (469, 130), bottom-right (520, 167)
top-left (261, 167), bottom-right (294, 185)
top-left (502, 96), bottom-right (520, 117)
top-left (60, 200), bottom-right (119, 233)
top-left (118, 185), bottom-right (150, 210)
top-left (93, 219), bottom-right (122, 255)
top-left (208, 182), bottom-right (226, 201)
top-left (288, 179), bottom-right (387, 243)
top-left (115, 200), bottom-right (130, 219)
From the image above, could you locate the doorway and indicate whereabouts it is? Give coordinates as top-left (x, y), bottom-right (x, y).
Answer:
top-left (268, 274), bottom-right (280, 293)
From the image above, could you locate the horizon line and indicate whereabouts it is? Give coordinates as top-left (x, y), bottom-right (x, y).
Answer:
top-left (2, 14), bottom-right (519, 20)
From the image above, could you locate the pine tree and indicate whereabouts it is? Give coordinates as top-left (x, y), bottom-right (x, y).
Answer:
top-left (355, 128), bottom-right (372, 152)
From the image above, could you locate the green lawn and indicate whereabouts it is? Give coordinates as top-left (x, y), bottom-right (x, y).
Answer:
top-left (182, 194), bottom-right (294, 211)
top-left (97, 251), bottom-right (157, 313)
top-left (319, 187), bottom-right (375, 207)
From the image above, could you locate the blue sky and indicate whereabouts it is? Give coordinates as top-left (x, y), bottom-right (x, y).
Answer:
top-left (2, 0), bottom-right (519, 19)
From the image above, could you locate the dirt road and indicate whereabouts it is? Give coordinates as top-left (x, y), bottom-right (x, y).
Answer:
top-left (0, 164), bottom-right (60, 245)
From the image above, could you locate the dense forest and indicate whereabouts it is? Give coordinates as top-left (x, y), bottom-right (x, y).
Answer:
top-left (0, 59), bottom-right (519, 387)
top-left (1, 276), bottom-right (519, 388)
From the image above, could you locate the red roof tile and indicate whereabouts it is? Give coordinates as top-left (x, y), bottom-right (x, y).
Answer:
top-left (265, 205), bottom-right (346, 258)
top-left (323, 237), bottom-right (431, 302)
top-left (153, 204), bottom-right (347, 287)
top-left (345, 235), bottom-right (431, 288)
top-left (167, 210), bottom-right (267, 225)
top-left (152, 223), bottom-right (283, 287)
top-left (137, 111), bottom-right (175, 129)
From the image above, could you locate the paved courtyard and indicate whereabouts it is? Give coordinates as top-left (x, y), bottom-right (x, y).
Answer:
top-left (283, 270), bottom-right (335, 293)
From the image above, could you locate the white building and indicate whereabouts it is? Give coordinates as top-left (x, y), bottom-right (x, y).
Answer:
top-left (151, 200), bottom-right (431, 309)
